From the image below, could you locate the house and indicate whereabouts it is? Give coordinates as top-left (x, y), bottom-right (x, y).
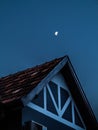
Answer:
top-left (0, 56), bottom-right (97, 130)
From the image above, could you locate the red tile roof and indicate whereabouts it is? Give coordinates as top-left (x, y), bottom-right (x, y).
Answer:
top-left (0, 56), bottom-right (64, 104)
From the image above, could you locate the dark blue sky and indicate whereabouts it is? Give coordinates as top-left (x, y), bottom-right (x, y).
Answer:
top-left (0, 0), bottom-right (98, 121)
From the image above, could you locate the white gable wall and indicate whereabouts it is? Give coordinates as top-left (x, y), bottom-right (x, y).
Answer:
top-left (51, 72), bottom-right (69, 92)
top-left (24, 72), bottom-right (86, 130)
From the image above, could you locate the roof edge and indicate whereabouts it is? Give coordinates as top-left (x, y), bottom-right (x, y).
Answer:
top-left (61, 58), bottom-right (98, 129)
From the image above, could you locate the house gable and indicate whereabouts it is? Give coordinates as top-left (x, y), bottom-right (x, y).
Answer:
top-left (22, 56), bottom-right (98, 129)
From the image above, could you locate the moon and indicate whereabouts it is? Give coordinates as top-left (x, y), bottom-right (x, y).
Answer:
top-left (54, 31), bottom-right (58, 36)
